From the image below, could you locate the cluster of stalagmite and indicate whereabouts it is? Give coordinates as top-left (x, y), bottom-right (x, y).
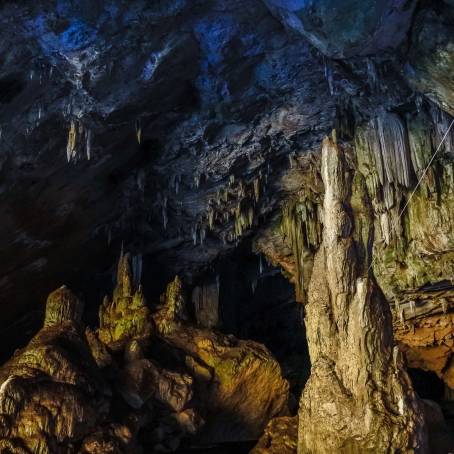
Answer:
top-left (0, 252), bottom-right (290, 453)
top-left (0, 286), bottom-right (136, 454)
top-left (298, 136), bottom-right (428, 453)
top-left (98, 251), bottom-right (154, 350)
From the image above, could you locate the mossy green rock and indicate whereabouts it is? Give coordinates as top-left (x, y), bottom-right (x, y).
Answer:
top-left (98, 252), bottom-right (154, 350)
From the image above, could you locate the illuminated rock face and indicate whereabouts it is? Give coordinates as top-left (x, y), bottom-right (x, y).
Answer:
top-left (0, 287), bottom-right (136, 454)
top-left (297, 137), bottom-right (427, 453)
top-left (0, 253), bottom-right (290, 452)
top-left (393, 286), bottom-right (454, 389)
top-left (153, 275), bottom-right (290, 443)
top-left (98, 252), bottom-right (154, 351)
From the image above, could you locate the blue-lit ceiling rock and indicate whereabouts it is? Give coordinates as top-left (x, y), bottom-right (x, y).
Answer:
top-left (263, 0), bottom-right (417, 58)
top-left (405, 5), bottom-right (454, 116)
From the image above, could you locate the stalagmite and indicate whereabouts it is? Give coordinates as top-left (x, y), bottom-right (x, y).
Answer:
top-left (298, 135), bottom-right (428, 453)
top-left (132, 253), bottom-right (143, 288)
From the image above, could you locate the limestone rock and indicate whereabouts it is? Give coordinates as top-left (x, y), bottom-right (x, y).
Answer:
top-left (79, 424), bottom-right (138, 454)
top-left (85, 327), bottom-right (113, 369)
top-left (192, 275), bottom-right (220, 329)
top-left (264, 0), bottom-right (417, 58)
top-left (118, 356), bottom-right (194, 412)
top-left (406, 6), bottom-right (454, 116)
top-left (0, 287), bottom-right (118, 453)
top-left (251, 416), bottom-right (297, 454)
top-left (43, 285), bottom-right (84, 327)
top-left (98, 252), bottom-right (154, 351)
top-left (159, 325), bottom-right (289, 443)
top-left (393, 287), bottom-right (454, 389)
top-left (298, 136), bottom-right (428, 453)
top-left (154, 276), bottom-right (187, 335)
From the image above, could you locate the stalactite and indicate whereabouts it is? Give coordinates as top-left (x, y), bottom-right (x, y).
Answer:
top-left (324, 60), bottom-right (335, 96)
top-left (132, 254), bottom-right (143, 288)
top-left (137, 169), bottom-right (145, 193)
top-left (192, 224), bottom-right (198, 246)
top-left (375, 112), bottom-right (413, 188)
top-left (253, 177), bottom-right (260, 203)
top-left (207, 206), bottom-right (214, 231)
top-left (85, 129), bottom-right (92, 160)
top-left (66, 120), bottom-right (77, 162)
top-left (280, 193), bottom-right (321, 303)
top-left (162, 196), bottom-right (168, 230)
top-left (135, 118), bottom-right (142, 144)
top-left (194, 173), bottom-right (201, 189)
top-left (366, 58), bottom-right (378, 90)
top-left (199, 225), bottom-right (206, 245)
top-left (430, 104), bottom-right (454, 153)
top-left (251, 279), bottom-right (257, 294)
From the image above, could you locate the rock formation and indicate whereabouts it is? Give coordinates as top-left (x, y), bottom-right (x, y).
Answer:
top-left (153, 276), bottom-right (290, 443)
top-left (252, 416), bottom-right (297, 454)
top-left (297, 136), bottom-right (428, 453)
top-left (0, 0), bottom-right (454, 452)
top-left (98, 251), bottom-right (154, 351)
top-left (0, 286), bottom-right (136, 454)
top-left (393, 286), bottom-right (454, 389)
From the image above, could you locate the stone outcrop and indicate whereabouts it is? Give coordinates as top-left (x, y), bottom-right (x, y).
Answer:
top-left (153, 277), bottom-right (290, 444)
top-left (251, 416), bottom-right (297, 454)
top-left (167, 327), bottom-right (290, 443)
top-left (297, 136), bottom-right (427, 453)
top-left (0, 287), bottom-right (135, 454)
top-left (264, 0), bottom-right (417, 58)
top-left (406, 4), bottom-right (454, 116)
top-left (153, 275), bottom-right (187, 335)
top-left (393, 286), bottom-right (454, 389)
top-left (118, 340), bottom-right (194, 412)
top-left (98, 252), bottom-right (154, 351)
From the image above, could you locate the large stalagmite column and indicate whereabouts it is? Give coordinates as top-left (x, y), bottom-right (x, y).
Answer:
top-left (298, 136), bottom-right (428, 453)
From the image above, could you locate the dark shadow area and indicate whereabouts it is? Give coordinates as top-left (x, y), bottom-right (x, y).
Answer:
top-left (408, 368), bottom-right (445, 400)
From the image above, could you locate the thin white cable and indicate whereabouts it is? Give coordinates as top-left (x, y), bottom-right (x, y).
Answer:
top-left (367, 118), bottom-right (454, 275)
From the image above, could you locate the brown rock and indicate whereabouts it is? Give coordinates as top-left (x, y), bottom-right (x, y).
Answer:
top-left (118, 356), bottom-right (193, 412)
top-left (98, 252), bottom-right (154, 351)
top-left (161, 326), bottom-right (289, 443)
top-left (298, 136), bottom-right (428, 453)
top-left (251, 416), bottom-right (297, 454)
top-left (0, 287), bottom-right (119, 453)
